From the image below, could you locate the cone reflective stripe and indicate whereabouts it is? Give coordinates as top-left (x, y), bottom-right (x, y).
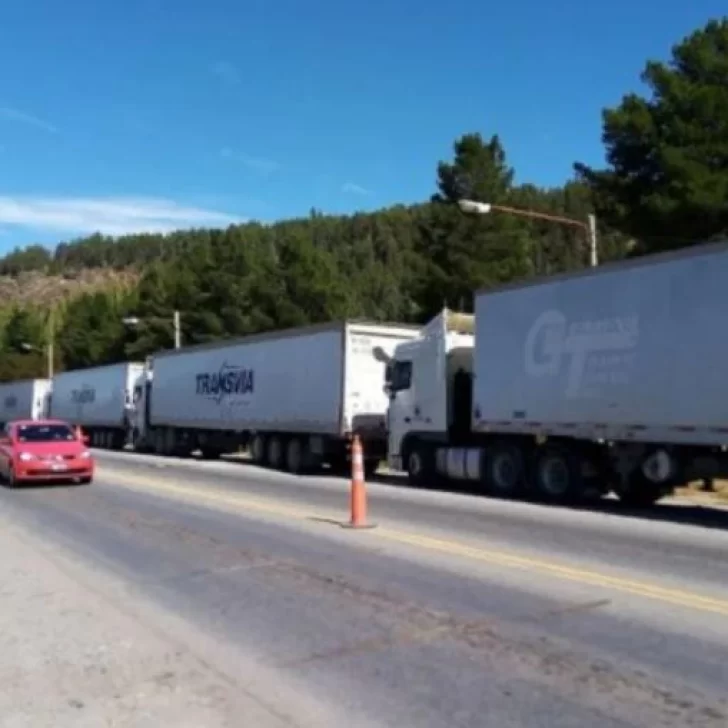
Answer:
top-left (349, 434), bottom-right (368, 527)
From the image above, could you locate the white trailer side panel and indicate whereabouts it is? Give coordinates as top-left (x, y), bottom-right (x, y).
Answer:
top-left (473, 244), bottom-right (728, 446)
top-left (150, 327), bottom-right (346, 434)
top-left (343, 323), bottom-right (420, 432)
top-left (51, 362), bottom-right (143, 427)
top-left (0, 379), bottom-right (51, 423)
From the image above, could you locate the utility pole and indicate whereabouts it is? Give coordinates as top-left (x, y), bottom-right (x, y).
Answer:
top-left (458, 199), bottom-right (599, 269)
top-left (173, 310), bottom-right (181, 349)
top-left (47, 309), bottom-right (54, 380)
top-left (123, 311), bottom-right (182, 349)
top-left (588, 214), bottom-right (598, 268)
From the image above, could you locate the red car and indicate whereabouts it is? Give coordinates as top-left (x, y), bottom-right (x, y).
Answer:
top-left (0, 419), bottom-right (94, 487)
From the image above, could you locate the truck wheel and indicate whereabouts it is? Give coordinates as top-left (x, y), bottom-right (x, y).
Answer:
top-left (406, 444), bottom-right (432, 487)
top-left (483, 442), bottom-right (524, 498)
top-left (533, 447), bottom-right (581, 503)
top-left (267, 436), bottom-right (284, 470)
top-left (250, 435), bottom-right (267, 465)
top-left (285, 438), bottom-right (304, 474)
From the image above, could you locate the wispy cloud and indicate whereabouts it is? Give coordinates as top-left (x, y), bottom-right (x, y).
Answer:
top-left (342, 182), bottom-right (372, 196)
top-left (220, 147), bottom-right (280, 175)
top-left (210, 60), bottom-right (240, 85)
top-left (0, 196), bottom-right (242, 237)
top-left (0, 106), bottom-right (58, 134)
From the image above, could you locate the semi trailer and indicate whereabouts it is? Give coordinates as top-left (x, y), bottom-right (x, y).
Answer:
top-left (131, 320), bottom-right (418, 473)
top-left (386, 241), bottom-right (728, 506)
top-left (0, 378), bottom-right (51, 426)
top-left (50, 362), bottom-right (144, 448)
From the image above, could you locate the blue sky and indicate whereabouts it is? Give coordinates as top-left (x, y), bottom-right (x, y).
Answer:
top-left (0, 0), bottom-right (724, 250)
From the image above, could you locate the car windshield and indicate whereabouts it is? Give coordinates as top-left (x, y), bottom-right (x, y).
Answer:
top-left (15, 424), bottom-right (76, 443)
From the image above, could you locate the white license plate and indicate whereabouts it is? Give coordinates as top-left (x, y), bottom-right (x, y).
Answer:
top-left (50, 463), bottom-right (68, 471)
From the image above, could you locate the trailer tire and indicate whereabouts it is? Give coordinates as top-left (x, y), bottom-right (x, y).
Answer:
top-left (533, 446), bottom-right (581, 503)
top-left (250, 434), bottom-right (267, 465)
top-left (152, 429), bottom-right (165, 455)
top-left (285, 438), bottom-right (304, 474)
top-left (483, 442), bottom-right (525, 498)
top-left (267, 436), bottom-right (284, 470)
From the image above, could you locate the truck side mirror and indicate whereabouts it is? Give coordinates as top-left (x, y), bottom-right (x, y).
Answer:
top-left (372, 346), bottom-right (392, 364)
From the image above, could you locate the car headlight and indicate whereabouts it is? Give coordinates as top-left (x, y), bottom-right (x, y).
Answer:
top-left (18, 452), bottom-right (35, 461)
top-left (80, 451), bottom-right (91, 459)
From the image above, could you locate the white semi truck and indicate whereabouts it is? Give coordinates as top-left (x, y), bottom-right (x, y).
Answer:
top-left (50, 362), bottom-right (144, 448)
top-left (386, 241), bottom-right (728, 506)
top-left (132, 320), bottom-right (418, 473)
top-left (0, 378), bottom-right (51, 426)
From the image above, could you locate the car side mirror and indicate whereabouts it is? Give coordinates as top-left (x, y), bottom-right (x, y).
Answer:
top-left (82, 435), bottom-right (91, 446)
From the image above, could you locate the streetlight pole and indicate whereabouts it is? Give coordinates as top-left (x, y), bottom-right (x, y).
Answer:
top-left (173, 310), bottom-right (181, 350)
top-left (122, 310), bottom-right (182, 349)
top-left (587, 213), bottom-right (598, 268)
top-left (47, 309), bottom-right (54, 379)
top-left (457, 199), bottom-right (599, 268)
top-left (20, 309), bottom-right (54, 379)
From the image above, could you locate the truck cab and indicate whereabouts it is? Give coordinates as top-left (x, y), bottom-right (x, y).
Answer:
top-left (131, 358), bottom-right (154, 449)
top-left (385, 310), bottom-right (475, 479)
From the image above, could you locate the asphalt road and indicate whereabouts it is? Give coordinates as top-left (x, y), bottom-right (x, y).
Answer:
top-left (2, 450), bottom-right (728, 727)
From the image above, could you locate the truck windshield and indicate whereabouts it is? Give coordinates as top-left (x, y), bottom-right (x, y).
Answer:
top-left (16, 424), bottom-right (76, 443)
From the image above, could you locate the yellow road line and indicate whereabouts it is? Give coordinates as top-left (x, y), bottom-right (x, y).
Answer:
top-left (102, 468), bottom-right (728, 617)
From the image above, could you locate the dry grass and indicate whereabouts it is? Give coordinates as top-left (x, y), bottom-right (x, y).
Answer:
top-left (675, 479), bottom-right (728, 503)
top-left (0, 268), bottom-right (140, 307)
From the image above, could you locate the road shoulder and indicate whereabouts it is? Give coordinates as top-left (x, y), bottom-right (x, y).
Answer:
top-left (0, 510), bottom-right (315, 728)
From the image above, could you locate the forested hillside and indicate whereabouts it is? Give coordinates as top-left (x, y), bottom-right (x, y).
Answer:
top-left (0, 134), bottom-right (630, 381)
top-left (0, 18), bottom-right (725, 382)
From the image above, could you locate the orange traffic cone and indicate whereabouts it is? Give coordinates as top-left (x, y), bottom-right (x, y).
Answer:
top-left (347, 435), bottom-right (375, 529)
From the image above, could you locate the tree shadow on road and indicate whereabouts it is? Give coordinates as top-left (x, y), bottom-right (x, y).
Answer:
top-left (366, 471), bottom-right (728, 533)
top-left (105, 449), bottom-right (728, 534)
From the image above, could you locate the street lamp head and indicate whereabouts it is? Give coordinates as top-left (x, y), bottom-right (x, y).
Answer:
top-left (457, 199), bottom-right (492, 215)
